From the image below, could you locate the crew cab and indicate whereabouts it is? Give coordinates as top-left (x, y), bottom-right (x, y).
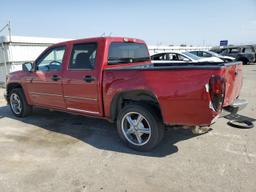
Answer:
top-left (5, 37), bottom-right (247, 151)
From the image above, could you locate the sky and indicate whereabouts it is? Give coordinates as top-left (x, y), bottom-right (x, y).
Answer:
top-left (0, 0), bottom-right (256, 46)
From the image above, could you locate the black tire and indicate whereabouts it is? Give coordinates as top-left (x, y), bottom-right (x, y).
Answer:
top-left (239, 58), bottom-right (249, 65)
top-left (9, 88), bottom-right (32, 117)
top-left (117, 104), bottom-right (164, 151)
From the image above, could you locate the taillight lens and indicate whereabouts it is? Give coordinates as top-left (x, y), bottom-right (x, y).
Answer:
top-left (209, 75), bottom-right (226, 112)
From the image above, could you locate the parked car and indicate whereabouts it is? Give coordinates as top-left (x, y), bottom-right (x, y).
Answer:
top-left (4, 37), bottom-right (246, 151)
top-left (151, 51), bottom-right (224, 63)
top-left (189, 50), bottom-right (235, 62)
top-left (210, 45), bottom-right (256, 64)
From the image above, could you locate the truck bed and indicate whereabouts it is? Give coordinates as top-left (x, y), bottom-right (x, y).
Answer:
top-left (103, 61), bottom-right (243, 126)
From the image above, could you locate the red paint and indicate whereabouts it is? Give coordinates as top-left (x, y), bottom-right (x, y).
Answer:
top-left (6, 37), bottom-right (243, 126)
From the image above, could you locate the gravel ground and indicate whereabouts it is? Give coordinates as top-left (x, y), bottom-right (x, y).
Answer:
top-left (0, 65), bottom-right (255, 192)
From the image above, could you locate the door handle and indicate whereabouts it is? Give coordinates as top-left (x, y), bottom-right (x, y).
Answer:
top-left (83, 75), bottom-right (95, 83)
top-left (51, 75), bottom-right (61, 81)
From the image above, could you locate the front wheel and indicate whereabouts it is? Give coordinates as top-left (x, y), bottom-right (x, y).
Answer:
top-left (117, 104), bottom-right (164, 151)
top-left (9, 88), bottom-right (32, 117)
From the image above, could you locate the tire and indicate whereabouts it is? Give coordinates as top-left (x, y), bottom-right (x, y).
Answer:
top-left (239, 58), bottom-right (249, 65)
top-left (9, 88), bottom-right (32, 117)
top-left (117, 104), bottom-right (164, 151)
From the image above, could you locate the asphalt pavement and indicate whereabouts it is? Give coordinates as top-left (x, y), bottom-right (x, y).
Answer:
top-left (0, 65), bottom-right (255, 192)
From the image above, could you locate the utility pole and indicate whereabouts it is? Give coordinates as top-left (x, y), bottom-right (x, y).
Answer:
top-left (8, 21), bottom-right (11, 42)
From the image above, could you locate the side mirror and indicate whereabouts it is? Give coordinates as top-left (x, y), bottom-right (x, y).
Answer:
top-left (22, 62), bottom-right (33, 72)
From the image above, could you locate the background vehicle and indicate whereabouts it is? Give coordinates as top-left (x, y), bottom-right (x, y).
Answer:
top-left (210, 45), bottom-right (256, 64)
top-left (151, 51), bottom-right (223, 63)
top-left (189, 50), bottom-right (235, 62)
top-left (5, 37), bottom-right (245, 151)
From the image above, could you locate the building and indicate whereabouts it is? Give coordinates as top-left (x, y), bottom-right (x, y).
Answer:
top-left (0, 35), bottom-right (70, 84)
top-left (0, 35), bottom-right (210, 84)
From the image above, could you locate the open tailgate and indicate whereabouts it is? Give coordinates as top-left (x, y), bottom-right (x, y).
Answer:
top-left (222, 62), bottom-right (243, 107)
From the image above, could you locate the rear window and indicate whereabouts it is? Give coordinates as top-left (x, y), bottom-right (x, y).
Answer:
top-left (108, 42), bottom-right (150, 64)
top-left (230, 48), bottom-right (240, 53)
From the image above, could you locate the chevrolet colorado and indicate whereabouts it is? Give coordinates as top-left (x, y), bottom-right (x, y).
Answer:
top-left (5, 37), bottom-right (247, 151)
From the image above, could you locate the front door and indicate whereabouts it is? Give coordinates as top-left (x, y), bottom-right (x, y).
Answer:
top-left (26, 46), bottom-right (66, 109)
top-left (62, 43), bottom-right (100, 115)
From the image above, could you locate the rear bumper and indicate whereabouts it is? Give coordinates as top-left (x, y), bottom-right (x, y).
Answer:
top-left (222, 99), bottom-right (248, 116)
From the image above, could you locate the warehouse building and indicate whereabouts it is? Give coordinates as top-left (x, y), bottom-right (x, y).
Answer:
top-left (0, 35), bottom-right (69, 84)
top-left (0, 35), bottom-right (210, 85)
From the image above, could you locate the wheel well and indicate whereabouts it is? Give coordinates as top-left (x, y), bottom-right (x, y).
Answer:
top-left (110, 90), bottom-right (162, 121)
top-left (237, 57), bottom-right (249, 64)
top-left (6, 83), bottom-right (22, 102)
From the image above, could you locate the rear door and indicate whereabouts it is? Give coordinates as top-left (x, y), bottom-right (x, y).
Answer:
top-left (62, 42), bottom-right (100, 115)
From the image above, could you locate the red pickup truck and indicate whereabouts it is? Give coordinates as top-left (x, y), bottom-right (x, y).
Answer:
top-left (5, 37), bottom-right (247, 151)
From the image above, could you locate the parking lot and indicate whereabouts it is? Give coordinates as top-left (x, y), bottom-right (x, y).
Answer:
top-left (0, 65), bottom-right (255, 192)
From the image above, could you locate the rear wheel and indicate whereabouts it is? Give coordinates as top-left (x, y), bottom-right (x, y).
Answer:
top-left (117, 104), bottom-right (164, 151)
top-left (238, 57), bottom-right (249, 65)
top-left (9, 88), bottom-right (32, 117)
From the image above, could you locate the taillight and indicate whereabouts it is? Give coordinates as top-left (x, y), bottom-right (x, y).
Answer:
top-left (209, 75), bottom-right (226, 112)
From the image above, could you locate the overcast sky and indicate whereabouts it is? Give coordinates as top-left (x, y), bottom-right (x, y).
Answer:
top-left (0, 0), bottom-right (256, 46)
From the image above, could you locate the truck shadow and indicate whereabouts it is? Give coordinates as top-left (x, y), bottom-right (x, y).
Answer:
top-left (0, 105), bottom-right (199, 157)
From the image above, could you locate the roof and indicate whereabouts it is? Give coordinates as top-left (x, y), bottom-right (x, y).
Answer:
top-left (53, 36), bottom-right (146, 46)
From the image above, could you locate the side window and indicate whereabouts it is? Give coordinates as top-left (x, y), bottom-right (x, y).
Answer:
top-left (36, 46), bottom-right (65, 71)
top-left (168, 54), bottom-right (177, 60)
top-left (202, 52), bottom-right (211, 57)
top-left (177, 54), bottom-right (190, 61)
top-left (243, 48), bottom-right (253, 53)
top-left (163, 54), bottom-right (168, 60)
top-left (230, 48), bottom-right (240, 53)
top-left (190, 51), bottom-right (198, 56)
top-left (197, 51), bottom-right (204, 57)
top-left (220, 49), bottom-right (228, 54)
top-left (69, 43), bottom-right (97, 69)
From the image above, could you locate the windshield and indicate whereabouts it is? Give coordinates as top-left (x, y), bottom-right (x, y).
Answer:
top-left (108, 42), bottom-right (150, 64)
top-left (182, 52), bottom-right (201, 60)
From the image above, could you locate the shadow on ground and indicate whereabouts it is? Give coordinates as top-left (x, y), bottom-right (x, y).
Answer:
top-left (0, 104), bottom-right (201, 157)
top-left (224, 113), bottom-right (256, 122)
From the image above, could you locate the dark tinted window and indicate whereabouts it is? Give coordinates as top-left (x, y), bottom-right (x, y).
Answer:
top-left (202, 52), bottom-right (211, 57)
top-left (220, 49), bottom-right (228, 54)
top-left (69, 43), bottom-right (97, 69)
top-left (243, 47), bottom-right (253, 53)
top-left (197, 51), bottom-right (204, 57)
top-left (151, 53), bottom-right (166, 60)
top-left (190, 51), bottom-right (198, 56)
top-left (108, 42), bottom-right (150, 64)
top-left (230, 48), bottom-right (240, 53)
